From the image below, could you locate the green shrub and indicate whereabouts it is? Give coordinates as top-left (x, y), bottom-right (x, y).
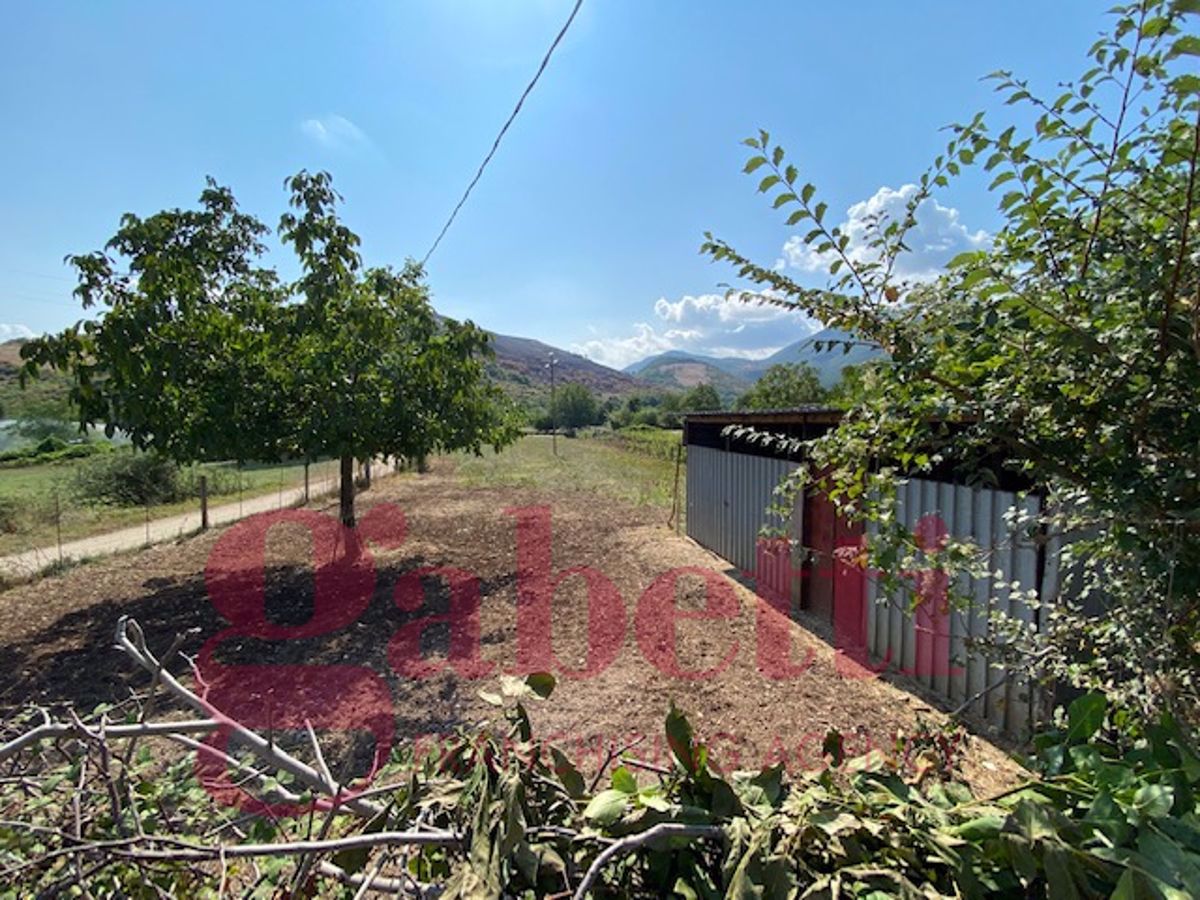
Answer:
top-left (34, 435), bottom-right (68, 455)
top-left (0, 439), bottom-right (111, 468)
top-left (71, 451), bottom-right (183, 506)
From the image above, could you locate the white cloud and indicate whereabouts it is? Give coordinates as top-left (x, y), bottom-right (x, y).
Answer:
top-left (0, 323), bottom-right (35, 342)
top-left (653, 293), bottom-right (795, 327)
top-left (300, 114), bottom-right (374, 153)
top-left (571, 292), bottom-right (816, 369)
top-left (780, 184), bottom-right (989, 282)
top-left (573, 322), bottom-right (677, 369)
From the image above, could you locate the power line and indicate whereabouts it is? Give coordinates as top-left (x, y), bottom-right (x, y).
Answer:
top-left (421, 0), bottom-right (585, 266)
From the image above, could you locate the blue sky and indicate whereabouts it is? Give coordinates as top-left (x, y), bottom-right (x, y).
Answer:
top-left (1, 1), bottom-right (1106, 368)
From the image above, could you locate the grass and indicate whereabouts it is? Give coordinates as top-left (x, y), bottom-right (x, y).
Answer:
top-left (593, 426), bottom-right (684, 461)
top-left (453, 433), bottom-right (685, 513)
top-left (0, 457), bottom-right (343, 557)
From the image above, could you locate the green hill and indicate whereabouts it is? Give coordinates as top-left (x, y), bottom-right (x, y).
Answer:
top-left (633, 357), bottom-right (750, 405)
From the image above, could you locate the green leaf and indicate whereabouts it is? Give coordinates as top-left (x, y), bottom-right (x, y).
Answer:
top-left (611, 765), bottom-right (638, 794)
top-left (525, 672), bottom-right (556, 699)
top-left (1168, 34), bottom-right (1200, 58)
top-left (953, 815), bottom-right (1005, 841)
top-left (822, 729), bottom-right (845, 766)
top-left (640, 792), bottom-right (672, 812)
top-left (666, 704), bottom-right (698, 775)
top-left (1133, 783), bottom-right (1175, 819)
top-left (743, 156), bottom-right (767, 174)
top-left (1043, 847), bottom-right (1081, 900)
top-left (1066, 693), bottom-right (1106, 743)
top-left (551, 747), bottom-right (586, 798)
top-left (584, 789), bottom-right (629, 827)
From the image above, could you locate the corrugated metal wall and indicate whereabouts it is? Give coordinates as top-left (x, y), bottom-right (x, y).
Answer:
top-left (686, 445), bottom-right (1047, 741)
top-left (685, 445), bottom-right (800, 577)
top-left (864, 478), bottom-right (1043, 739)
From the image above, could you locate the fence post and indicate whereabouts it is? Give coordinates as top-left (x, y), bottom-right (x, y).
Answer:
top-left (199, 476), bottom-right (209, 531)
top-left (54, 488), bottom-right (63, 565)
top-left (304, 463), bottom-right (310, 503)
top-left (669, 442), bottom-right (683, 534)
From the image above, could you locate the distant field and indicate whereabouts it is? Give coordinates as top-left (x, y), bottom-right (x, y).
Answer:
top-left (593, 426), bottom-right (684, 461)
top-left (0, 457), bottom-right (341, 557)
top-left (452, 433), bottom-right (684, 514)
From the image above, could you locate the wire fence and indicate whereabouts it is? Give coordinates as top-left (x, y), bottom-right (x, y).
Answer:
top-left (0, 458), bottom-right (366, 584)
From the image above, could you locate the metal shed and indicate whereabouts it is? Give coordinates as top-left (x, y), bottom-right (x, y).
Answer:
top-left (683, 408), bottom-right (1053, 741)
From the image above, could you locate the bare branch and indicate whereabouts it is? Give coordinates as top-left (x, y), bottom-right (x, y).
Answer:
top-left (114, 617), bottom-right (383, 818)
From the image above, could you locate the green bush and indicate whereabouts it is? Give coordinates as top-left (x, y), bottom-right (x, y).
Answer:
top-left (34, 435), bottom-right (68, 455)
top-left (0, 439), bottom-right (112, 468)
top-left (71, 451), bottom-right (183, 506)
top-left (630, 407), bottom-right (661, 428)
top-left (178, 463), bottom-right (242, 499)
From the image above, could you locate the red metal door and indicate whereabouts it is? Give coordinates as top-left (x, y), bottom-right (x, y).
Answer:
top-left (804, 487), bottom-right (836, 622)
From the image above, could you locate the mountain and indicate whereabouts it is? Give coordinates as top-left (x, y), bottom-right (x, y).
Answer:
top-left (633, 357), bottom-right (751, 405)
top-left (485, 330), bottom-right (646, 402)
top-left (622, 327), bottom-right (885, 392)
top-left (624, 349), bottom-right (758, 380)
top-left (0, 339), bottom-right (73, 420)
top-left (746, 327), bottom-right (884, 385)
top-left (2, 324), bottom-right (648, 423)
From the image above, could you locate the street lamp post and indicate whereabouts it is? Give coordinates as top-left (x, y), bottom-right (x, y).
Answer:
top-left (544, 354), bottom-right (558, 457)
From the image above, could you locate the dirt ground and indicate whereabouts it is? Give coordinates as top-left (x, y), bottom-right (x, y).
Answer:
top-left (0, 457), bottom-right (1025, 796)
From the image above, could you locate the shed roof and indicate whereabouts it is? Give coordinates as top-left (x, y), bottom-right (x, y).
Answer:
top-left (681, 406), bottom-right (844, 427)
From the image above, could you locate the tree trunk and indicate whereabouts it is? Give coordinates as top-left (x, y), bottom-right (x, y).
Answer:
top-left (339, 454), bottom-right (355, 528)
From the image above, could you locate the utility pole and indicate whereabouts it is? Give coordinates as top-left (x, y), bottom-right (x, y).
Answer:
top-left (545, 353), bottom-right (559, 457)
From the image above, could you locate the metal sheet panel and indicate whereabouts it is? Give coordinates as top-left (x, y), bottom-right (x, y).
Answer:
top-left (684, 446), bottom-right (798, 578)
top-left (685, 446), bottom-right (1050, 741)
top-left (987, 490), bottom-right (1016, 731)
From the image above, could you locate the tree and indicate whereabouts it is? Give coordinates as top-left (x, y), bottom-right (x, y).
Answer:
top-left (682, 384), bottom-right (722, 411)
top-left (548, 382), bottom-right (600, 430)
top-left (735, 362), bottom-right (825, 410)
top-left (825, 363), bottom-right (875, 409)
top-left (277, 172), bottom-right (518, 524)
top-left (23, 172), bottom-right (518, 528)
top-left (22, 180), bottom-right (289, 464)
top-left (704, 1), bottom-right (1200, 733)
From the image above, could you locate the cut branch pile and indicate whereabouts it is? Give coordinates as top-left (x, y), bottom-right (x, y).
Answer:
top-left (0, 617), bottom-right (720, 897)
top-left (2, 617), bottom-right (1195, 898)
